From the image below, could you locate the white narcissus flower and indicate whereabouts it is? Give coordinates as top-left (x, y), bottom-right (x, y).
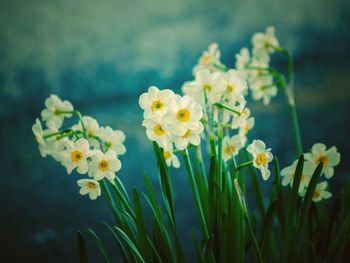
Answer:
top-left (280, 160), bottom-right (315, 194)
top-left (304, 143), bottom-right (341, 179)
top-left (235, 47), bottom-right (251, 78)
top-left (223, 70), bottom-right (248, 102)
top-left (163, 144), bottom-right (180, 168)
top-left (165, 95), bottom-right (203, 137)
top-left (61, 138), bottom-right (93, 174)
top-left (250, 75), bottom-right (277, 105)
top-left (41, 94), bottom-right (74, 129)
top-left (32, 118), bottom-right (48, 157)
top-left (192, 43), bottom-right (224, 75)
top-left (252, 26), bottom-right (279, 55)
top-left (77, 179), bottom-right (101, 200)
top-left (32, 118), bottom-right (64, 160)
top-left (238, 117), bottom-right (255, 138)
top-left (222, 135), bottom-right (244, 162)
top-left (247, 140), bottom-right (273, 180)
top-left (173, 122), bottom-right (204, 150)
top-left (304, 181), bottom-right (332, 203)
top-left (72, 116), bottom-right (101, 149)
top-left (89, 149), bottom-right (121, 181)
top-left (142, 119), bottom-right (171, 148)
top-left (98, 126), bottom-right (126, 156)
top-left (182, 69), bottom-right (225, 105)
top-left (139, 86), bottom-right (174, 122)
top-left (230, 102), bottom-right (249, 129)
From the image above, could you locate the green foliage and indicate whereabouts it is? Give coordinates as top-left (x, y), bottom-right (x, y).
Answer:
top-left (77, 143), bottom-right (350, 262)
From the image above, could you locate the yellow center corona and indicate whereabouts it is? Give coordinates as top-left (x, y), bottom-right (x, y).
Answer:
top-left (177, 109), bottom-right (190, 122)
top-left (224, 145), bottom-right (236, 155)
top-left (182, 129), bottom-right (191, 138)
top-left (313, 189), bottom-right (320, 199)
top-left (316, 155), bottom-right (329, 166)
top-left (71, 150), bottom-right (83, 162)
top-left (163, 151), bottom-right (171, 159)
top-left (151, 100), bottom-right (164, 111)
top-left (87, 182), bottom-right (97, 189)
top-left (154, 124), bottom-right (165, 136)
top-left (226, 84), bottom-right (234, 93)
top-left (200, 54), bottom-right (211, 65)
top-left (255, 153), bottom-right (267, 166)
top-left (98, 160), bottom-right (109, 172)
top-left (203, 84), bottom-right (212, 92)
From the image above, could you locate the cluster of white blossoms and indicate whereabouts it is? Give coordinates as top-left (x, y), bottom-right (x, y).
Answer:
top-left (32, 94), bottom-right (126, 200)
top-left (139, 86), bottom-right (204, 168)
top-left (281, 143), bottom-right (341, 202)
top-left (235, 26), bottom-right (280, 105)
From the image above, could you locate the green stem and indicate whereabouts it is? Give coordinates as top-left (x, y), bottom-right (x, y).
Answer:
top-left (182, 149), bottom-right (210, 241)
top-left (271, 45), bottom-right (303, 156)
top-left (234, 179), bottom-right (263, 263)
top-left (213, 102), bottom-right (241, 116)
top-left (235, 160), bottom-right (253, 171)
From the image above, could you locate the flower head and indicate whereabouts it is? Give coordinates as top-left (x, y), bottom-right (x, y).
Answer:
top-left (173, 122), bottom-right (204, 150)
top-left (72, 116), bottom-right (101, 149)
top-left (41, 94), bottom-right (73, 129)
top-left (222, 70), bottom-right (248, 102)
top-left (252, 26), bottom-right (279, 55)
top-left (304, 143), bottom-right (341, 179)
top-left (77, 179), bottom-right (101, 200)
top-left (163, 144), bottom-right (180, 168)
top-left (250, 75), bottom-right (277, 105)
top-left (222, 135), bottom-right (244, 162)
top-left (183, 69), bottom-right (225, 105)
top-left (305, 181), bottom-right (332, 203)
top-left (165, 95), bottom-right (203, 137)
top-left (235, 47), bottom-right (251, 78)
top-left (192, 43), bottom-right (224, 75)
top-left (139, 86), bottom-right (174, 122)
top-left (142, 119), bottom-right (171, 148)
top-left (61, 138), bottom-right (93, 174)
top-left (281, 160), bottom-right (315, 194)
top-left (89, 149), bottom-right (121, 180)
top-left (247, 140), bottom-right (273, 180)
top-left (98, 126), bottom-right (126, 156)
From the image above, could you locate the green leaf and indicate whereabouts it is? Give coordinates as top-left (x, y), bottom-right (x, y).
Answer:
top-left (114, 227), bottom-right (146, 263)
top-left (102, 222), bottom-right (133, 263)
top-left (87, 228), bottom-right (111, 263)
top-left (297, 162), bottom-right (323, 237)
top-left (77, 231), bottom-right (89, 263)
top-left (260, 200), bottom-right (278, 258)
top-left (133, 189), bottom-right (152, 262)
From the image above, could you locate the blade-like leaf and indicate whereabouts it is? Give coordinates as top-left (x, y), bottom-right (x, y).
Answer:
top-left (77, 231), bottom-right (89, 263)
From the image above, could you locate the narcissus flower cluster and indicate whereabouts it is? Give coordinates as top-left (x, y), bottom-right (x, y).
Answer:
top-left (32, 94), bottom-right (126, 200)
top-left (281, 143), bottom-right (341, 202)
top-left (139, 87), bottom-right (204, 168)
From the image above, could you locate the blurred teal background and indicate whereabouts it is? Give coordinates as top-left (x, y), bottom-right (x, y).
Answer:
top-left (1, 0), bottom-right (350, 261)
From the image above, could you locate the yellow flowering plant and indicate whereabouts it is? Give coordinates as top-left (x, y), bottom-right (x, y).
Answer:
top-left (33, 27), bottom-right (349, 263)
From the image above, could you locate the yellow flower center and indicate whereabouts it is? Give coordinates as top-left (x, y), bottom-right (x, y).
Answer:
top-left (154, 124), bottom-right (165, 136)
top-left (182, 129), bottom-right (191, 138)
top-left (244, 125), bottom-right (249, 135)
top-left (87, 182), bottom-right (97, 189)
top-left (163, 151), bottom-right (171, 159)
top-left (255, 153), bottom-right (267, 166)
top-left (71, 150), bottom-right (83, 162)
top-left (177, 109), bottom-right (190, 122)
top-left (313, 189), bottom-right (320, 199)
top-left (98, 160), bottom-right (109, 172)
top-left (151, 100), bottom-right (164, 111)
top-left (200, 54), bottom-right (212, 65)
top-left (203, 84), bottom-right (212, 92)
top-left (226, 84), bottom-right (234, 93)
top-left (224, 145), bottom-right (236, 155)
top-left (316, 155), bottom-right (329, 166)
